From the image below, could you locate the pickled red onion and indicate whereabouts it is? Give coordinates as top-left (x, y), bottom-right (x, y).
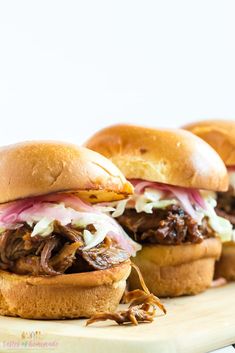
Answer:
top-left (130, 179), bottom-right (206, 221)
top-left (0, 193), bottom-right (139, 256)
top-left (0, 193), bottom-right (94, 225)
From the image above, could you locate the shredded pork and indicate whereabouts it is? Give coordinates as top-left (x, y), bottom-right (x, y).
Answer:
top-left (0, 222), bottom-right (129, 276)
top-left (117, 205), bottom-right (214, 245)
top-left (86, 263), bottom-right (166, 326)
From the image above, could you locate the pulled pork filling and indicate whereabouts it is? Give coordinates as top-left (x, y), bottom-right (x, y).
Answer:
top-left (0, 221), bottom-right (129, 276)
top-left (87, 263), bottom-right (166, 326)
top-left (117, 205), bottom-right (214, 245)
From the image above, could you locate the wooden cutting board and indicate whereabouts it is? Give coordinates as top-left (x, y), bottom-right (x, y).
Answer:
top-left (0, 283), bottom-right (234, 353)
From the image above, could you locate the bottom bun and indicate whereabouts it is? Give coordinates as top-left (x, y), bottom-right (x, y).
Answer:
top-left (129, 238), bottom-right (221, 297)
top-left (0, 261), bottom-right (131, 319)
top-left (214, 242), bottom-right (235, 281)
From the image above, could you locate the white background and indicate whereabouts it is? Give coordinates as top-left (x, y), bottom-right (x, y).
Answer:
top-left (0, 0), bottom-right (235, 146)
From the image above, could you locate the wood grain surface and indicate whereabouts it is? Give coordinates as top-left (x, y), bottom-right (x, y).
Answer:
top-left (0, 283), bottom-right (234, 353)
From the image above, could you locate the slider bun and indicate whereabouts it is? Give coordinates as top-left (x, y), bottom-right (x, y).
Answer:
top-left (128, 238), bottom-right (221, 297)
top-left (215, 242), bottom-right (235, 281)
top-left (0, 141), bottom-right (133, 204)
top-left (85, 124), bottom-right (228, 191)
top-left (0, 261), bottom-right (131, 319)
top-left (183, 120), bottom-right (235, 166)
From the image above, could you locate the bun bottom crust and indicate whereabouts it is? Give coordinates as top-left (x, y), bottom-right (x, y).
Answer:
top-left (128, 238), bottom-right (221, 297)
top-left (0, 261), bottom-right (131, 319)
top-left (214, 242), bottom-right (235, 281)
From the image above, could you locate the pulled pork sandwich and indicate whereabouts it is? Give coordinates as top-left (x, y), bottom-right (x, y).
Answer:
top-left (0, 141), bottom-right (142, 319)
top-left (85, 124), bottom-right (232, 297)
top-left (184, 120), bottom-right (235, 281)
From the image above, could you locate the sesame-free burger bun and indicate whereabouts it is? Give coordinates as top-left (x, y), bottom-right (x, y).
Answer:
top-left (214, 242), bottom-right (235, 281)
top-left (183, 120), bottom-right (235, 166)
top-left (0, 261), bottom-right (131, 319)
top-left (129, 239), bottom-right (221, 297)
top-left (0, 141), bottom-right (133, 204)
top-left (85, 124), bottom-right (228, 191)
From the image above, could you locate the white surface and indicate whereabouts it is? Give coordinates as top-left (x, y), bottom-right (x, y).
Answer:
top-left (212, 347), bottom-right (235, 353)
top-left (0, 1), bottom-right (235, 146)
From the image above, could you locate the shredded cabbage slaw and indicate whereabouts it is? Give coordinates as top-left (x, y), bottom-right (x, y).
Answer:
top-left (0, 193), bottom-right (141, 255)
top-left (110, 180), bottom-right (233, 242)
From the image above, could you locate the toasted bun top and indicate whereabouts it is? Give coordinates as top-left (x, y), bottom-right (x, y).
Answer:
top-left (183, 120), bottom-right (235, 166)
top-left (0, 141), bottom-right (133, 204)
top-left (85, 124), bottom-right (228, 191)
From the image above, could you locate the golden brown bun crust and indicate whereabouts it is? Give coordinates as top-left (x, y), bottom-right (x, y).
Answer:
top-left (214, 242), bottom-right (235, 281)
top-left (0, 141), bottom-right (133, 204)
top-left (183, 120), bottom-right (235, 166)
top-left (0, 261), bottom-right (131, 319)
top-left (128, 238), bottom-right (221, 297)
top-left (85, 124), bottom-right (228, 191)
